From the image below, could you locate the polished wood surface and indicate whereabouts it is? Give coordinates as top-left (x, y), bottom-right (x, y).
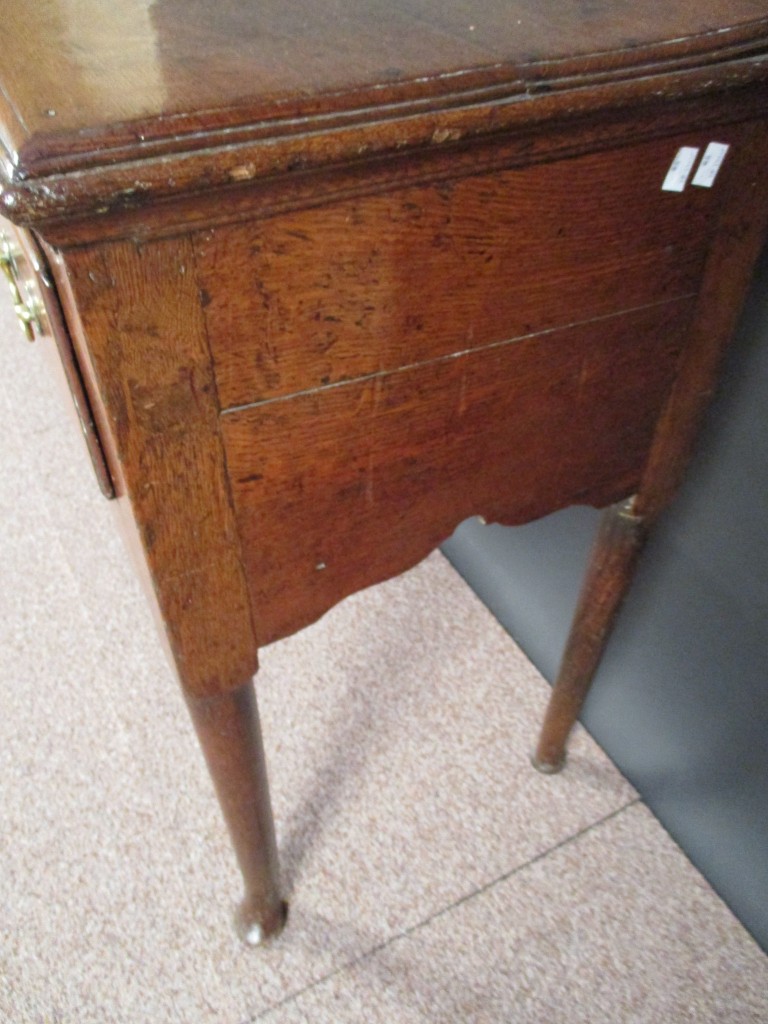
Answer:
top-left (1, 0), bottom-right (767, 176)
top-left (534, 118), bottom-right (768, 771)
top-left (197, 134), bottom-right (723, 408)
top-left (185, 683), bottom-right (286, 944)
top-left (1, 2), bottom-right (768, 230)
top-left (533, 499), bottom-right (649, 773)
top-left (223, 300), bottom-right (692, 645)
top-left (2, 2), bottom-right (767, 942)
top-left (636, 123), bottom-right (768, 521)
top-left (56, 238), bottom-right (259, 699)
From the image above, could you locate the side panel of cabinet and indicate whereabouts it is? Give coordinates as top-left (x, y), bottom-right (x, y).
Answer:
top-left (195, 129), bottom-right (742, 409)
top-left (222, 299), bottom-right (695, 644)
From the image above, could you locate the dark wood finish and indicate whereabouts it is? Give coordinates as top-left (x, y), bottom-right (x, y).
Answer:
top-left (533, 499), bottom-right (648, 773)
top-left (185, 682), bottom-right (285, 944)
top-left (13, 89), bottom-right (768, 252)
top-left (636, 122), bottom-right (768, 522)
top-left (532, 120), bottom-right (768, 768)
top-left (2, 2), bottom-right (768, 943)
top-left (2, 4), bottom-right (768, 233)
top-left (2, 0), bottom-right (766, 179)
top-left (223, 300), bottom-right (693, 645)
top-left (198, 135), bottom-right (721, 408)
top-left (51, 237), bottom-right (259, 700)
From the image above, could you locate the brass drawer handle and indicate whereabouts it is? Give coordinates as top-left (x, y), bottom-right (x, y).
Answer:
top-left (0, 232), bottom-right (45, 341)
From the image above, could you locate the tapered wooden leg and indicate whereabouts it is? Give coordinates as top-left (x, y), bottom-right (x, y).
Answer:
top-left (532, 497), bottom-right (648, 773)
top-left (184, 681), bottom-right (287, 945)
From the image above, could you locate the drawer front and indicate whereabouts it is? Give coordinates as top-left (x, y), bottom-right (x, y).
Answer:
top-left (197, 130), bottom-right (734, 410)
top-left (0, 218), bottom-right (114, 498)
top-left (222, 298), bottom-right (694, 645)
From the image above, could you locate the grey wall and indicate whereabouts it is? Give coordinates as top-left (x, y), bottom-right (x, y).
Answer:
top-left (442, 246), bottom-right (768, 952)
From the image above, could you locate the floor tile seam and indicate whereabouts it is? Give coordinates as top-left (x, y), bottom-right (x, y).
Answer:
top-left (245, 795), bottom-right (643, 1023)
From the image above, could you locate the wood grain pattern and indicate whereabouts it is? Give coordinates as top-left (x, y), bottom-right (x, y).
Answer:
top-left (222, 298), bottom-right (694, 645)
top-left (532, 119), bottom-right (768, 770)
top-left (185, 683), bottom-right (286, 944)
top-left (636, 119), bottom-right (768, 520)
top-left (21, 88), bottom-right (768, 251)
top-left (1, 3), bottom-right (767, 230)
top-left (52, 238), bottom-right (258, 698)
top-left (1, 1), bottom-right (767, 945)
top-left (198, 131), bottom-right (727, 408)
top-left (533, 498), bottom-right (648, 772)
top-left (1, 0), bottom-right (767, 176)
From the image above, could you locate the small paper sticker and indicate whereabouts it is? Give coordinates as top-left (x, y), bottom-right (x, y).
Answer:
top-left (662, 147), bottom-right (700, 192)
top-left (692, 142), bottom-right (730, 188)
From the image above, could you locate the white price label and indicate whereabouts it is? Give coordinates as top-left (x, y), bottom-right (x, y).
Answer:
top-left (692, 142), bottom-right (730, 188)
top-left (662, 147), bottom-right (700, 193)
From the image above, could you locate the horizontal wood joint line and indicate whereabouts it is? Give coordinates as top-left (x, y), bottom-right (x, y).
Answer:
top-left (219, 293), bottom-right (698, 416)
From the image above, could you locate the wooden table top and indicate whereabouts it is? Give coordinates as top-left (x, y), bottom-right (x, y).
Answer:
top-left (1, 1), bottom-right (768, 219)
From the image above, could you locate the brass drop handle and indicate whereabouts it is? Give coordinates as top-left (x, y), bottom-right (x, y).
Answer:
top-left (0, 232), bottom-right (44, 341)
